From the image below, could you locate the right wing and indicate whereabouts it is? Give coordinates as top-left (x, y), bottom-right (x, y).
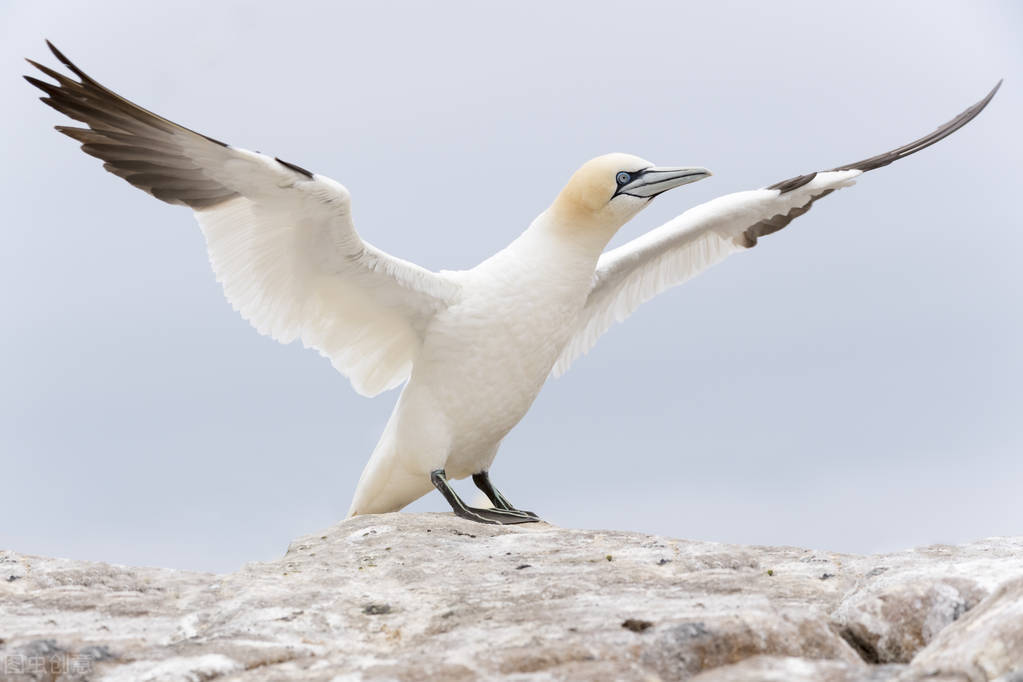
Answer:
top-left (553, 81), bottom-right (1002, 377)
top-left (26, 41), bottom-right (461, 397)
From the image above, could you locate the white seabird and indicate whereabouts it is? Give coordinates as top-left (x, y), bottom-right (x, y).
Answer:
top-left (26, 42), bottom-right (1001, 524)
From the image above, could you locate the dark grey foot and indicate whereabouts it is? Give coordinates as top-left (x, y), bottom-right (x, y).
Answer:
top-left (431, 469), bottom-right (540, 525)
top-left (472, 470), bottom-right (539, 519)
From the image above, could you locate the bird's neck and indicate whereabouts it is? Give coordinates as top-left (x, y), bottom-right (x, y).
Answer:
top-left (532, 204), bottom-right (620, 258)
top-left (492, 210), bottom-right (608, 283)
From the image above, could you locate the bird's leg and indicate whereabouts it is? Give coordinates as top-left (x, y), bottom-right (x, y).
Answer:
top-left (472, 471), bottom-right (539, 519)
top-left (430, 469), bottom-right (539, 525)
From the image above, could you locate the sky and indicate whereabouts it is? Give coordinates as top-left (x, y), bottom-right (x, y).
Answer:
top-left (2, 1), bottom-right (1021, 573)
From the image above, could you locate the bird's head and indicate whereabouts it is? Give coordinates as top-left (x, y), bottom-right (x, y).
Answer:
top-left (548, 153), bottom-right (711, 244)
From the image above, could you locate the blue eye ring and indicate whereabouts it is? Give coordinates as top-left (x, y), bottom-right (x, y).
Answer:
top-left (616, 171), bottom-right (631, 185)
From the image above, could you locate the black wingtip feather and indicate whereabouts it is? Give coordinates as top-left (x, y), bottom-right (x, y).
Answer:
top-left (830, 80), bottom-right (1003, 175)
top-left (276, 157), bottom-right (314, 179)
top-left (28, 40), bottom-right (240, 209)
top-left (24, 74), bottom-right (59, 96)
top-left (770, 80), bottom-right (1003, 194)
top-left (45, 40), bottom-right (95, 86)
top-left (768, 172), bottom-right (817, 193)
top-left (31, 41), bottom-right (232, 149)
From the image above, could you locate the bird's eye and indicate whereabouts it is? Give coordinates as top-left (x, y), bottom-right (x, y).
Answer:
top-left (616, 171), bottom-right (631, 185)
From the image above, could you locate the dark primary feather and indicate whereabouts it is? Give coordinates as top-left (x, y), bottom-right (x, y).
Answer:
top-left (768, 80), bottom-right (1002, 195)
top-left (275, 157), bottom-right (314, 179)
top-left (25, 41), bottom-right (238, 209)
top-left (740, 189), bottom-right (835, 248)
top-left (742, 80), bottom-right (1003, 247)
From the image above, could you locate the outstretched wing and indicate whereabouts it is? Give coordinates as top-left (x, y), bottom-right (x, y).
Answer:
top-left (552, 81), bottom-right (1001, 377)
top-left (26, 41), bottom-right (460, 397)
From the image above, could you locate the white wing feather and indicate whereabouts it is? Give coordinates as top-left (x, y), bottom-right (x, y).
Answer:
top-left (194, 165), bottom-right (460, 397)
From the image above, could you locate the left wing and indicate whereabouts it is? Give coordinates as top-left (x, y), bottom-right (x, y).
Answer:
top-left (552, 81), bottom-right (1001, 377)
top-left (25, 41), bottom-right (461, 398)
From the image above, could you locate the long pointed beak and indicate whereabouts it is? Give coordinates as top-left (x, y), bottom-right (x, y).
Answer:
top-left (617, 166), bottom-right (712, 198)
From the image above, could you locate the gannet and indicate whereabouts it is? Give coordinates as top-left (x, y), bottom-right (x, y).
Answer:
top-left (26, 42), bottom-right (1001, 524)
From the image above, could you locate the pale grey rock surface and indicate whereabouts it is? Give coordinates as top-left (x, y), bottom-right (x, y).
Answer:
top-left (0, 514), bottom-right (1020, 681)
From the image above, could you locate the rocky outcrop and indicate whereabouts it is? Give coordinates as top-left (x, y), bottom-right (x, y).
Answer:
top-left (1, 514), bottom-right (1020, 681)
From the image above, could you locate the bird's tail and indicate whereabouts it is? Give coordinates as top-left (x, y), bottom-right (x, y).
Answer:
top-left (346, 414), bottom-right (433, 517)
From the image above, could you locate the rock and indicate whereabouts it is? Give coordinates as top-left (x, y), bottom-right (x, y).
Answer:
top-left (831, 541), bottom-right (1016, 664)
top-left (903, 576), bottom-right (1023, 681)
top-left (0, 514), bottom-right (1020, 681)
top-left (622, 618), bottom-right (654, 632)
top-left (834, 577), bottom-right (986, 663)
top-left (640, 614), bottom-right (861, 680)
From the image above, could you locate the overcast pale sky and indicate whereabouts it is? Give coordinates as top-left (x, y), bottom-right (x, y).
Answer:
top-left (2, 1), bottom-right (1020, 573)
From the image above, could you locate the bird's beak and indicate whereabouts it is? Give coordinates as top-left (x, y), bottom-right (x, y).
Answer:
top-left (617, 166), bottom-right (712, 199)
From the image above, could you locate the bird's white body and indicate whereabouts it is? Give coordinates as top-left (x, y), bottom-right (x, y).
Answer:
top-left (350, 212), bottom-right (602, 514)
top-left (27, 42), bottom-right (999, 522)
